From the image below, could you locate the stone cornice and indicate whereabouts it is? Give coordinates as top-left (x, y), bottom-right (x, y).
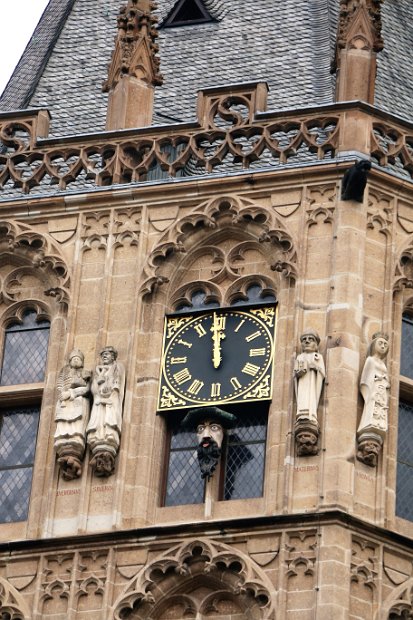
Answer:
top-left (0, 510), bottom-right (412, 557)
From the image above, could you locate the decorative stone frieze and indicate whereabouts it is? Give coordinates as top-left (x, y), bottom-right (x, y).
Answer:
top-left (140, 195), bottom-right (297, 297)
top-left (113, 538), bottom-right (276, 619)
top-left (0, 220), bottom-right (70, 309)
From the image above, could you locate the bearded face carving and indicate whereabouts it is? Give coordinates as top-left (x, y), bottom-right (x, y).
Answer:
top-left (181, 407), bottom-right (237, 483)
top-left (196, 420), bottom-right (224, 480)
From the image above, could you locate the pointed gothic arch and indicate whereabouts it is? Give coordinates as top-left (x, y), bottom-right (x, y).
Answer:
top-left (0, 576), bottom-right (31, 620)
top-left (380, 577), bottom-right (413, 619)
top-left (139, 195), bottom-right (298, 302)
top-left (113, 538), bottom-right (276, 619)
top-left (0, 219), bottom-right (70, 310)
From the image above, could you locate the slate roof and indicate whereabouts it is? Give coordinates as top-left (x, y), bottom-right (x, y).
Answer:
top-left (1, 0), bottom-right (412, 138)
top-left (0, 0), bottom-right (337, 137)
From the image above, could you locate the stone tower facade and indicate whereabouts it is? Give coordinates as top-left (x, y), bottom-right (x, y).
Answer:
top-left (0, 1), bottom-right (413, 618)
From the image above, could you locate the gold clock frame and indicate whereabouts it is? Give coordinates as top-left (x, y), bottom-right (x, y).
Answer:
top-left (157, 304), bottom-right (277, 412)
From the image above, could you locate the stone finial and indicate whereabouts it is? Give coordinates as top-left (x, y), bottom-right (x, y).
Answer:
top-left (104, 0), bottom-right (163, 130)
top-left (333, 0), bottom-right (384, 103)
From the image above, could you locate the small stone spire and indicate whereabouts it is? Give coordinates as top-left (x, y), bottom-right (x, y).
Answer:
top-left (104, 0), bottom-right (163, 130)
top-left (333, 0), bottom-right (384, 103)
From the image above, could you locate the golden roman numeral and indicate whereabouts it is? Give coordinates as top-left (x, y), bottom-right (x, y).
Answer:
top-left (249, 348), bottom-right (266, 357)
top-left (177, 339), bottom-right (192, 348)
top-left (211, 382), bottom-right (221, 398)
top-left (230, 376), bottom-right (242, 390)
top-left (170, 356), bottom-right (187, 364)
top-left (216, 316), bottom-right (226, 330)
top-left (194, 324), bottom-right (207, 337)
top-left (188, 379), bottom-right (204, 395)
top-left (245, 330), bottom-right (261, 342)
top-left (234, 319), bottom-right (245, 333)
top-left (173, 368), bottom-right (192, 385)
top-left (242, 362), bottom-right (260, 376)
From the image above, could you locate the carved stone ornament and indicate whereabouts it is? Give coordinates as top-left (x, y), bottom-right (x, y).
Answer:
top-left (181, 407), bottom-right (237, 480)
top-left (113, 538), bottom-right (276, 619)
top-left (341, 160), bottom-right (371, 202)
top-left (0, 577), bottom-right (30, 620)
top-left (54, 349), bottom-right (91, 480)
top-left (86, 346), bottom-right (125, 476)
top-left (294, 421), bottom-right (320, 457)
top-left (357, 332), bottom-right (390, 467)
top-left (293, 329), bottom-right (325, 456)
top-left (334, 0), bottom-right (384, 70)
top-left (103, 0), bottom-right (162, 92)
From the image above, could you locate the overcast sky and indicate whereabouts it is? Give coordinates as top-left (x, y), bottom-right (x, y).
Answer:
top-left (0, 0), bottom-right (50, 95)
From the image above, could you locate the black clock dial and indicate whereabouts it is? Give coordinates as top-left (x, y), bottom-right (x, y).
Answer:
top-left (158, 306), bottom-right (276, 410)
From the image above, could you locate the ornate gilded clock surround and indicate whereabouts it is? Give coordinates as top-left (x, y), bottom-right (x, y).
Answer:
top-left (158, 304), bottom-right (277, 411)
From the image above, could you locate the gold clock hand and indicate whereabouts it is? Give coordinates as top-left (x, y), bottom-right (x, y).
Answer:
top-left (211, 312), bottom-right (226, 369)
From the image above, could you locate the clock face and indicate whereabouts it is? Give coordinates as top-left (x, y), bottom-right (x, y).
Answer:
top-left (158, 305), bottom-right (276, 411)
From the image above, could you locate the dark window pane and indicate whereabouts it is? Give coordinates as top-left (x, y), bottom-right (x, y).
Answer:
top-left (170, 428), bottom-right (197, 450)
top-left (224, 412), bottom-right (267, 500)
top-left (231, 284), bottom-right (276, 306)
top-left (396, 400), bottom-right (413, 521)
top-left (225, 443), bottom-right (265, 500)
top-left (0, 311), bottom-right (50, 385)
top-left (0, 467), bottom-right (33, 522)
top-left (175, 289), bottom-right (219, 314)
top-left (0, 406), bottom-right (40, 467)
top-left (164, 448), bottom-right (204, 506)
top-left (400, 314), bottom-right (413, 379)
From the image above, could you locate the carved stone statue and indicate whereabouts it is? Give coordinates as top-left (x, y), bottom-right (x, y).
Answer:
top-left (357, 332), bottom-right (390, 467)
top-left (54, 349), bottom-right (91, 480)
top-left (181, 406), bottom-right (237, 480)
top-left (86, 346), bottom-right (125, 476)
top-left (293, 329), bottom-right (325, 456)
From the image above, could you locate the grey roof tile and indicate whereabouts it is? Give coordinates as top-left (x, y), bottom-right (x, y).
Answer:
top-left (1, 0), bottom-right (337, 137)
top-left (0, 0), bottom-right (411, 143)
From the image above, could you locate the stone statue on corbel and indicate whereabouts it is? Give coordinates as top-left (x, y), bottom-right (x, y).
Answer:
top-left (181, 406), bottom-right (237, 480)
top-left (54, 349), bottom-right (91, 480)
top-left (293, 329), bottom-right (325, 456)
top-left (86, 346), bottom-right (125, 477)
top-left (357, 332), bottom-right (390, 467)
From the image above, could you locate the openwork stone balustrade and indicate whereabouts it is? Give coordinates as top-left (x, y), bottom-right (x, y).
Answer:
top-left (0, 85), bottom-right (412, 196)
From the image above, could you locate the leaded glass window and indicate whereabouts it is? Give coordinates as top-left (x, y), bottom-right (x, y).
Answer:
top-left (163, 410), bottom-right (267, 506)
top-left (396, 313), bottom-right (413, 522)
top-left (0, 310), bottom-right (50, 386)
top-left (223, 412), bottom-right (267, 500)
top-left (164, 425), bottom-right (204, 506)
top-left (0, 406), bottom-right (40, 522)
top-left (400, 314), bottom-right (413, 379)
top-left (0, 308), bottom-right (50, 523)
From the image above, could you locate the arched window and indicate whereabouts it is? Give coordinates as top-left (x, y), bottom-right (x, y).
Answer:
top-left (163, 285), bottom-right (275, 507)
top-left (0, 308), bottom-right (50, 523)
top-left (396, 313), bottom-right (413, 521)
